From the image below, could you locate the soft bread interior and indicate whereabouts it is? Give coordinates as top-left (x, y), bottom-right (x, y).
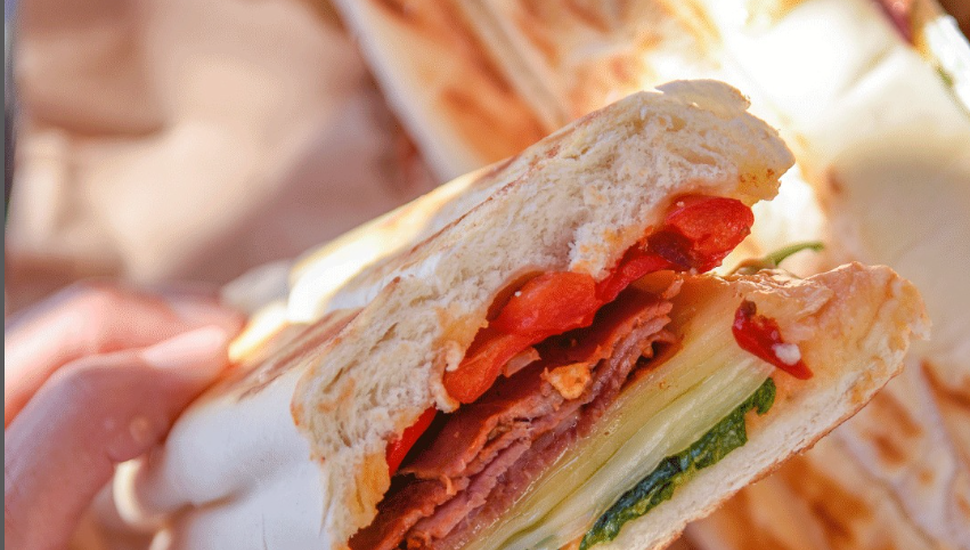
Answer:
top-left (596, 263), bottom-right (927, 550)
top-left (290, 80), bottom-right (794, 545)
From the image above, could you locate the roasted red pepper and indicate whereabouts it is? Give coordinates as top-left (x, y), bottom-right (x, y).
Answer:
top-left (445, 273), bottom-right (599, 403)
top-left (444, 330), bottom-right (535, 404)
top-left (491, 272), bottom-right (600, 335)
top-left (386, 407), bottom-right (437, 475)
top-left (443, 195), bottom-right (753, 404)
top-left (595, 247), bottom-right (674, 303)
top-left (732, 300), bottom-right (812, 379)
top-left (661, 195), bottom-right (754, 272)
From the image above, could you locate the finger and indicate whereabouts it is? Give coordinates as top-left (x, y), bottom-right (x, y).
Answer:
top-left (4, 283), bottom-right (244, 426)
top-left (4, 326), bottom-right (230, 550)
top-left (164, 294), bottom-right (246, 335)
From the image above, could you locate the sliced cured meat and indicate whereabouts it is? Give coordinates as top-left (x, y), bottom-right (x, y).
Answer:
top-left (408, 440), bottom-right (533, 543)
top-left (432, 322), bottom-right (676, 550)
top-left (403, 365), bottom-right (562, 481)
top-left (350, 478), bottom-right (470, 550)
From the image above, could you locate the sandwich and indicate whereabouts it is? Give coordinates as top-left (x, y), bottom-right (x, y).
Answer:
top-left (112, 81), bottom-right (927, 550)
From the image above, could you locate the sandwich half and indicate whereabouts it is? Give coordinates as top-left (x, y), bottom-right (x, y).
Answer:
top-left (112, 81), bottom-right (926, 550)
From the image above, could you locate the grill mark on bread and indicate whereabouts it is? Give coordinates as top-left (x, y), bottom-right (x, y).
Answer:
top-left (367, 0), bottom-right (550, 165)
top-left (371, 0), bottom-right (416, 22)
top-left (779, 454), bottom-right (873, 548)
top-left (235, 308), bottom-right (361, 400)
top-left (439, 87), bottom-right (547, 163)
top-left (923, 360), bottom-right (970, 409)
top-left (856, 391), bottom-right (923, 468)
top-left (562, 0), bottom-right (614, 34)
top-left (512, 5), bottom-right (562, 65)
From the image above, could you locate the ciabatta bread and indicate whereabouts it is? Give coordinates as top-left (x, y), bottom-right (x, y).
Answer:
top-left (290, 81), bottom-right (793, 544)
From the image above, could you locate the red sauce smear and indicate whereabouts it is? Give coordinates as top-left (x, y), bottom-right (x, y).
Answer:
top-left (387, 407), bottom-right (438, 475)
top-left (387, 195), bottom-right (754, 472)
top-left (732, 300), bottom-right (812, 380)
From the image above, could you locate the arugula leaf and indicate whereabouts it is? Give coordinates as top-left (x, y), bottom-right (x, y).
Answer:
top-left (580, 377), bottom-right (776, 549)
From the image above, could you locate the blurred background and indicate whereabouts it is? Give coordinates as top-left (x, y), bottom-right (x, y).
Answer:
top-left (3, 0), bottom-right (440, 312)
top-left (5, 1), bottom-right (970, 549)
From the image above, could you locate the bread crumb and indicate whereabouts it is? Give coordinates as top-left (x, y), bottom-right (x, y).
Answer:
top-left (442, 341), bottom-right (464, 372)
top-left (543, 363), bottom-right (592, 400)
top-left (772, 342), bottom-right (801, 365)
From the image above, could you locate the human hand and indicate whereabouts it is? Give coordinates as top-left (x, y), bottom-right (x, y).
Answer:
top-left (4, 282), bottom-right (245, 550)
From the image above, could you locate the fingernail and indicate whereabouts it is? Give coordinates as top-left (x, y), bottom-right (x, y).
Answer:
top-left (165, 296), bottom-right (227, 321)
top-left (165, 297), bottom-right (244, 331)
top-left (128, 415), bottom-right (154, 448)
top-left (140, 326), bottom-right (229, 382)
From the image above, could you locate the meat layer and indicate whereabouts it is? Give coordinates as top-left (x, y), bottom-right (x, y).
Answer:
top-left (350, 288), bottom-right (675, 550)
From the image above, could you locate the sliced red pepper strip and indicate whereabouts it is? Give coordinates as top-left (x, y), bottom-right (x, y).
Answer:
top-left (491, 272), bottom-right (599, 335)
top-left (663, 196), bottom-right (754, 272)
top-left (732, 300), bottom-right (812, 379)
top-left (444, 330), bottom-right (535, 404)
top-left (445, 273), bottom-right (599, 403)
top-left (386, 407), bottom-right (438, 475)
top-left (595, 248), bottom-right (674, 303)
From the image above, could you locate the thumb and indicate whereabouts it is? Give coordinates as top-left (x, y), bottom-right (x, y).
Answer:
top-left (104, 326), bottom-right (231, 462)
top-left (5, 326), bottom-right (231, 550)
